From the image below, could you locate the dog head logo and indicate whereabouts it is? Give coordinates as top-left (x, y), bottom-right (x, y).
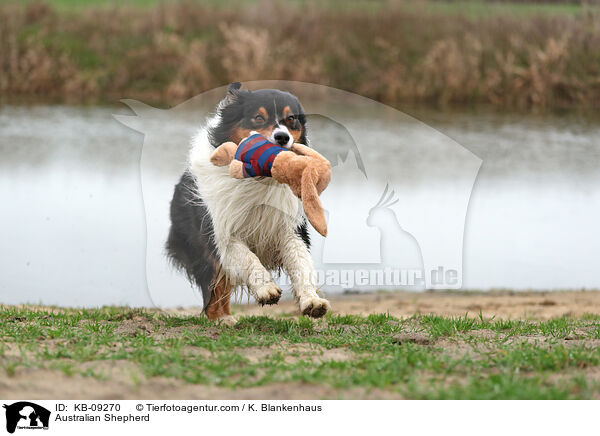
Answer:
top-left (3, 402), bottom-right (50, 433)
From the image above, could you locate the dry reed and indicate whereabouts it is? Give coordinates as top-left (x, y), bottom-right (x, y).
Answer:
top-left (1, 1), bottom-right (599, 108)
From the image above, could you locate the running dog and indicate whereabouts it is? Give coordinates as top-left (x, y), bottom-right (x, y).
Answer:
top-left (167, 82), bottom-right (330, 324)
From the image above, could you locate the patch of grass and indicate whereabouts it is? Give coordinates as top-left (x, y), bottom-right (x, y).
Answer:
top-left (12, 0), bottom-right (591, 17)
top-left (492, 319), bottom-right (539, 336)
top-left (581, 313), bottom-right (600, 321)
top-left (326, 314), bottom-right (365, 326)
top-left (50, 361), bottom-right (77, 377)
top-left (235, 316), bottom-right (314, 335)
top-left (538, 317), bottom-right (576, 339)
top-left (158, 314), bottom-right (212, 328)
top-left (420, 313), bottom-right (479, 338)
top-left (489, 343), bottom-right (600, 372)
top-left (2, 306), bottom-right (600, 398)
top-left (367, 313), bottom-right (398, 325)
top-left (408, 372), bottom-right (594, 400)
top-left (585, 325), bottom-right (600, 339)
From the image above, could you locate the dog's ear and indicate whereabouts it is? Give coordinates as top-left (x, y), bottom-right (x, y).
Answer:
top-left (219, 82), bottom-right (248, 109)
top-left (217, 82), bottom-right (244, 111)
top-left (228, 82), bottom-right (242, 96)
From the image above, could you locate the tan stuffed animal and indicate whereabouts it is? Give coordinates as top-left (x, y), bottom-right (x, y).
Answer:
top-left (210, 133), bottom-right (331, 237)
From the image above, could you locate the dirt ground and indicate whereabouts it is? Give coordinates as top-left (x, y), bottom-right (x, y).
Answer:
top-left (2, 367), bottom-right (396, 400)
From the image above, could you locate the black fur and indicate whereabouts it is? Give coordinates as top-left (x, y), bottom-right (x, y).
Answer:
top-left (208, 82), bottom-right (307, 147)
top-left (167, 83), bottom-right (310, 309)
top-left (166, 171), bottom-right (219, 307)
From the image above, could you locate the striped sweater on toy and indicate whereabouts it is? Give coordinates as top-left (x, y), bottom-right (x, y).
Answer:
top-left (235, 133), bottom-right (287, 178)
top-left (209, 134), bottom-right (332, 237)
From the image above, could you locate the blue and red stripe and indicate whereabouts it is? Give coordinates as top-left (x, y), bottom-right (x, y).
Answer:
top-left (235, 134), bottom-right (286, 178)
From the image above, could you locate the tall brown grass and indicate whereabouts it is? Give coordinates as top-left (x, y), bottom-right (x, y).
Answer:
top-left (1, 1), bottom-right (599, 108)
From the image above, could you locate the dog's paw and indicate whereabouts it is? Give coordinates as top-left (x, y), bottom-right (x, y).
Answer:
top-left (255, 283), bottom-right (282, 306)
top-left (216, 315), bottom-right (238, 327)
top-left (300, 297), bottom-right (330, 318)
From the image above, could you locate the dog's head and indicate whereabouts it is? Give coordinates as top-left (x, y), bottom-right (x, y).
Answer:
top-left (208, 82), bottom-right (307, 148)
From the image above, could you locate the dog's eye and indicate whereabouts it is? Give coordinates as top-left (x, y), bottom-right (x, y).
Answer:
top-left (286, 115), bottom-right (295, 123)
top-left (254, 115), bottom-right (265, 123)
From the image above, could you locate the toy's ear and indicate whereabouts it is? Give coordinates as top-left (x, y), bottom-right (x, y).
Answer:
top-left (300, 167), bottom-right (328, 237)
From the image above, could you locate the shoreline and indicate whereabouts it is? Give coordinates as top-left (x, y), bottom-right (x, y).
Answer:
top-left (4, 290), bottom-right (600, 320)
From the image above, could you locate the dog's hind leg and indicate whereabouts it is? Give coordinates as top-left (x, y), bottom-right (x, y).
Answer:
top-left (168, 232), bottom-right (235, 324)
top-left (204, 271), bottom-right (236, 326)
top-left (167, 224), bottom-right (227, 319)
top-left (167, 171), bottom-right (235, 323)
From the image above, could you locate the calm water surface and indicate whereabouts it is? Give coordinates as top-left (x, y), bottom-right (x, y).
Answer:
top-left (1, 103), bottom-right (598, 307)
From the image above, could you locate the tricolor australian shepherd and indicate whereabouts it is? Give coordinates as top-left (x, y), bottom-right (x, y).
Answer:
top-left (167, 82), bottom-right (330, 324)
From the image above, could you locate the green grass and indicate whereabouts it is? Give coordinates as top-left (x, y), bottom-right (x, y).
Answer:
top-left (5, 0), bottom-right (591, 16)
top-left (1, 306), bottom-right (600, 399)
top-left (420, 313), bottom-right (478, 338)
top-left (420, 0), bottom-right (587, 17)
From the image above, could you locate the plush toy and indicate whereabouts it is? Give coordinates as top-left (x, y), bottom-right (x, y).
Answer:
top-left (210, 133), bottom-right (331, 237)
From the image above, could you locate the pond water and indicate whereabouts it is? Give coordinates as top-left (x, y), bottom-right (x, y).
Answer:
top-left (1, 100), bottom-right (599, 307)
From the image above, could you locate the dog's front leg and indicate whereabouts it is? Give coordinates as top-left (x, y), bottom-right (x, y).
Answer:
top-left (280, 233), bottom-right (330, 318)
top-left (221, 238), bottom-right (282, 305)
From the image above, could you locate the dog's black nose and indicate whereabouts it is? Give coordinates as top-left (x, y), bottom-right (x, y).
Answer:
top-left (274, 132), bottom-right (290, 146)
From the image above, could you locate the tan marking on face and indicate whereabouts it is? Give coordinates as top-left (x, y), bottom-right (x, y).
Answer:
top-left (230, 125), bottom-right (275, 143)
top-left (251, 107), bottom-right (269, 127)
top-left (283, 106), bottom-right (303, 143)
top-left (290, 127), bottom-right (303, 143)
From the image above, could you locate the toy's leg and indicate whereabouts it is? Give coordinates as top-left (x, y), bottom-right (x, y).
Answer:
top-left (220, 238), bottom-right (282, 306)
top-left (291, 143), bottom-right (327, 160)
top-left (313, 161), bottom-right (331, 195)
top-left (279, 232), bottom-right (330, 318)
top-left (210, 142), bottom-right (238, 166)
top-left (291, 145), bottom-right (331, 194)
top-left (301, 166), bottom-right (328, 237)
top-left (229, 160), bottom-right (245, 178)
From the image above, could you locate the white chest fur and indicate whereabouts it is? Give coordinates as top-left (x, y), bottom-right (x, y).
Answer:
top-left (188, 128), bottom-right (303, 267)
